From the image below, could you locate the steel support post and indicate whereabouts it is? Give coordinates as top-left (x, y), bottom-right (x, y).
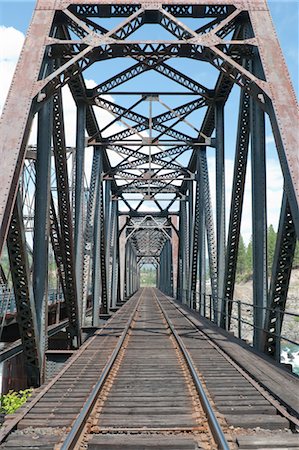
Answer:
top-left (181, 199), bottom-right (188, 304)
top-left (168, 236), bottom-right (174, 297)
top-left (190, 153), bottom-right (201, 309)
top-left (99, 183), bottom-right (108, 313)
top-left (220, 87), bottom-right (250, 329)
top-left (52, 90), bottom-right (81, 346)
top-left (198, 155), bottom-right (206, 315)
top-left (251, 93), bottom-right (268, 352)
top-left (171, 216), bottom-right (179, 297)
top-left (199, 149), bottom-right (218, 321)
top-left (124, 241), bottom-right (129, 298)
top-left (82, 149), bottom-right (102, 324)
top-left (33, 99), bottom-right (52, 380)
top-left (7, 192), bottom-right (40, 387)
top-left (264, 192), bottom-right (297, 360)
top-left (75, 101), bottom-right (86, 323)
top-left (118, 216), bottom-right (127, 302)
top-left (188, 180), bottom-right (194, 300)
top-left (116, 213), bottom-right (122, 304)
top-left (215, 101), bottom-right (226, 319)
top-left (177, 204), bottom-right (183, 301)
top-left (199, 209), bottom-right (206, 316)
top-left (105, 181), bottom-right (112, 308)
top-left (92, 154), bottom-right (103, 327)
top-left (110, 201), bottom-right (118, 309)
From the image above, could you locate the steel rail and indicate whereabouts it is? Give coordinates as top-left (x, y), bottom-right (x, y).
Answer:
top-left (0, 302), bottom-right (137, 445)
top-left (158, 290), bottom-right (299, 428)
top-left (60, 289), bottom-right (144, 450)
top-left (152, 289), bottom-right (230, 450)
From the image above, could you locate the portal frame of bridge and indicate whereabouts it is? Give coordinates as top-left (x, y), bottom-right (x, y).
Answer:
top-left (0, 0), bottom-right (298, 386)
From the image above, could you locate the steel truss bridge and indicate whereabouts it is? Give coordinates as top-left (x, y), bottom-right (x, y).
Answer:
top-left (0, 0), bottom-right (298, 393)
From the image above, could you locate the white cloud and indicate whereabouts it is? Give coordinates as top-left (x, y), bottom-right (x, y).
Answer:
top-left (0, 26), bottom-right (25, 114)
top-left (266, 135), bottom-right (275, 144)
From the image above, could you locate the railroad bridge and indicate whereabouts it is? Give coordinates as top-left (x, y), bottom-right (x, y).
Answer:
top-left (0, 0), bottom-right (298, 448)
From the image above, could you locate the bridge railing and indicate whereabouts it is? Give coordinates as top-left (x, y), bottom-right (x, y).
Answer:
top-left (0, 287), bottom-right (64, 317)
top-left (180, 289), bottom-right (299, 366)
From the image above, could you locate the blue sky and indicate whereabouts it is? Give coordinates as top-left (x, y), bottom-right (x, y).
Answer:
top-left (0, 1), bottom-right (298, 243)
top-left (0, 1), bottom-right (298, 93)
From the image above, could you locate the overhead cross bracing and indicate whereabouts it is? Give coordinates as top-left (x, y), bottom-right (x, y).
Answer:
top-left (0, 0), bottom-right (298, 387)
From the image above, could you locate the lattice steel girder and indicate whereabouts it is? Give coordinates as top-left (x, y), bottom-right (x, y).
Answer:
top-left (0, 0), bottom-right (298, 373)
top-left (7, 192), bottom-right (41, 387)
top-left (70, 3), bottom-right (234, 18)
top-left (220, 86), bottom-right (250, 329)
top-left (264, 193), bottom-right (297, 360)
top-left (52, 90), bottom-right (81, 345)
top-left (0, 7), bottom-right (55, 255)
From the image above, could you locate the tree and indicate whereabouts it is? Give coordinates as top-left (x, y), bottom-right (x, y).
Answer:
top-left (237, 235), bottom-right (247, 275)
top-left (267, 224), bottom-right (277, 273)
top-left (245, 237), bottom-right (252, 274)
top-left (293, 241), bottom-right (299, 268)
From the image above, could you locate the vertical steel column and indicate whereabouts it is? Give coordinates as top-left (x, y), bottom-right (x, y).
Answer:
top-left (33, 99), bottom-right (52, 380)
top-left (8, 192), bottom-right (40, 386)
top-left (216, 102), bottom-right (226, 320)
top-left (177, 204), bottom-right (183, 301)
top-left (189, 153), bottom-right (201, 309)
top-left (116, 213), bottom-right (122, 304)
top-left (181, 199), bottom-right (188, 303)
top-left (75, 101), bottom-right (86, 323)
top-left (220, 86), bottom-right (250, 329)
top-left (52, 90), bottom-right (80, 346)
top-left (124, 242), bottom-right (128, 298)
top-left (198, 157), bottom-right (206, 315)
top-left (110, 201), bottom-right (118, 308)
top-left (264, 192), bottom-right (296, 360)
top-left (188, 180), bottom-right (194, 301)
top-left (91, 152), bottom-right (102, 327)
top-left (105, 181), bottom-right (112, 308)
top-left (251, 92), bottom-right (268, 351)
top-left (199, 149), bottom-right (218, 321)
top-left (169, 235), bottom-right (174, 297)
top-left (82, 149), bottom-right (101, 324)
top-left (99, 183), bottom-right (108, 313)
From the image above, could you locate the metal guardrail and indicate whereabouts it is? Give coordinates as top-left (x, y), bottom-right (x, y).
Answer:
top-left (0, 286), bottom-right (64, 317)
top-left (179, 289), bottom-right (299, 363)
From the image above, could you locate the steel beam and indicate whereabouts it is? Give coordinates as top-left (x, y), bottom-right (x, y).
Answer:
top-left (215, 102), bottom-right (225, 316)
top-left (251, 89), bottom-right (268, 352)
top-left (52, 90), bottom-right (81, 346)
top-left (33, 99), bottom-right (52, 379)
top-left (220, 87), bottom-right (250, 329)
top-left (92, 153), bottom-right (103, 326)
top-left (74, 101), bottom-right (86, 326)
top-left (264, 193), bottom-right (297, 360)
top-left (7, 192), bottom-right (40, 386)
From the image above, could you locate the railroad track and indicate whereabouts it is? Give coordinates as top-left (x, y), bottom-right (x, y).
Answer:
top-left (0, 288), bottom-right (298, 449)
top-left (59, 287), bottom-right (231, 450)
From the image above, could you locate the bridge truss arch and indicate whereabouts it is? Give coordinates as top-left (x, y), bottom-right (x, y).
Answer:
top-left (0, 0), bottom-right (298, 385)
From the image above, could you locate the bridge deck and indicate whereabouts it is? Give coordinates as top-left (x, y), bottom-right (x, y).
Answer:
top-left (0, 289), bottom-right (298, 449)
top-left (173, 299), bottom-right (299, 416)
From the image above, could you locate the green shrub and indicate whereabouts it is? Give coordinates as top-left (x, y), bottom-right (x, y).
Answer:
top-left (0, 389), bottom-right (33, 415)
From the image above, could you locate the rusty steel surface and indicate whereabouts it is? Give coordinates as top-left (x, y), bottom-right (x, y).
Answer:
top-left (0, 295), bottom-right (141, 444)
top-left (0, 0), bottom-right (298, 410)
top-left (160, 291), bottom-right (299, 428)
top-left (42, 0), bottom-right (268, 9)
top-left (0, 9), bottom-right (55, 255)
top-left (1, 289), bottom-right (298, 449)
top-left (249, 7), bottom-right (299, 215)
